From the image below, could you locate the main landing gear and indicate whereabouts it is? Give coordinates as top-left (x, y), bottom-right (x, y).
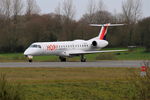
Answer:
top-left (29, 59), bottom-right (33, 62)
top-left (59, 55), bottom-right (86, 62)
top-left (80, 55), bottom-right (86, 62)
top-left (59, 56), bottom-right (67, 62)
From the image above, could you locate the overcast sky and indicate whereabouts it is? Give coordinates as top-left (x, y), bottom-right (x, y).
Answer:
top-left (36, 0), bottom-right (150, 20)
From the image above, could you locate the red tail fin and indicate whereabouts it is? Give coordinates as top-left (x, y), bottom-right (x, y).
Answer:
top-left (99, 24), bottom-right (109, 40)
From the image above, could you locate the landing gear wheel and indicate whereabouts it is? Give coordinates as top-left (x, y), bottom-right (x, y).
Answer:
top-left (81, 55), bottom-right (86, 62)
top-left (81, 58), bottom-right (86, 62)
top-left (29, 59), bottom-right (33, 62)
top-left (26, 55), bottom-right (33, 63)
top-left (59, 56), bottom-right (67, 62)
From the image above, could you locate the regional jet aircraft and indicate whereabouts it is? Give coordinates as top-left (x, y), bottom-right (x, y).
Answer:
top-left (24, 23), bottom-right (126, 62)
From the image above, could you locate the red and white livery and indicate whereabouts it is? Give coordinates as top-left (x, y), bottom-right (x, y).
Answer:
top-left (24, 23), bottom-right (126, 62)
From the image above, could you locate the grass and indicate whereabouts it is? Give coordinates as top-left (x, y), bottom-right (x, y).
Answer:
top-left (0, 67), bottom-right (134, 83)
top-left (0, 74), bottom-right (24, 100)
top-left (115, 48), bottom-right (150, 60)
top-left (0, 67), bottom-right (141, 100)
top-left (0, 53), bottom-right (25, 62)
top-left (0, 47), bottom-right (149, 62)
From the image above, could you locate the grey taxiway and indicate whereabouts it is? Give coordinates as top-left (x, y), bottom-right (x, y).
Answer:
top-left (0, 61), bottom-right (145, 68)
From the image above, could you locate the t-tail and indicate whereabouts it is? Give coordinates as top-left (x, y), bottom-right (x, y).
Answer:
top-left (90, 23), bottom-right (124, 40)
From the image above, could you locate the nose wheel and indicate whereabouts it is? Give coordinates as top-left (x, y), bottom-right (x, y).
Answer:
top-left (81, 55), bottom-right (86, 62)
top-left (26, 55), bottom-right (33, 62)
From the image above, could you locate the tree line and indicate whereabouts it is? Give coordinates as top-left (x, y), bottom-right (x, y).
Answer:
top-left (0, 0), bottom-right (149, 53)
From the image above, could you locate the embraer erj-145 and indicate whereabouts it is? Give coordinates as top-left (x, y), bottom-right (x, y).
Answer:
top-left (24, 23), bottom-right (127, 62)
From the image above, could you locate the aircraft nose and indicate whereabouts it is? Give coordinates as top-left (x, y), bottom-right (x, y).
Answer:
top-left (24, 48), bottom-right (42, 56)
top-left (24, 48), bottom-right (31, 56)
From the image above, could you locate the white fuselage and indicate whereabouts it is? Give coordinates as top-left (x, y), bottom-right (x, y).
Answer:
top-left (24, 39), bottom-right (108, 57)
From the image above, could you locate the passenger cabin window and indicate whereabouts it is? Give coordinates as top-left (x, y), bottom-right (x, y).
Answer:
top-left (30, 44), bottom-right (41, 48)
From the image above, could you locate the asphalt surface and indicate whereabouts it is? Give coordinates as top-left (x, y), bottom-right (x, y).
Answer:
top-left (0, 61), bottom-right (144, 68)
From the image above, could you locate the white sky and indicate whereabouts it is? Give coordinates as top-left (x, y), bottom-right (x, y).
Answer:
top-left (36, 0), bottom-right (150, 20)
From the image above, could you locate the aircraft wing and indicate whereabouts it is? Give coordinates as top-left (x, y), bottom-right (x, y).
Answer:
top-left (69, 49), bottom-right (128, 55)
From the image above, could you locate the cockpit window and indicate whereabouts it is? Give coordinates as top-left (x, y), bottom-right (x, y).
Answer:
top-left (30, 44), bottom-right (41, 48)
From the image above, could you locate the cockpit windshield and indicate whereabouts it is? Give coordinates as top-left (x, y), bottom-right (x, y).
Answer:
top-left (30, 44), bottom-right (41, 48)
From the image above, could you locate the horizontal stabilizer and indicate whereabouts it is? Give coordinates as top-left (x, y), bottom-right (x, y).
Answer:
top-left (90, 23), bottom-right (124, 27)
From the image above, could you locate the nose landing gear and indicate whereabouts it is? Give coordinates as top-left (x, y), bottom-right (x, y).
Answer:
top-left (25, 55), bottom-right (33, 62)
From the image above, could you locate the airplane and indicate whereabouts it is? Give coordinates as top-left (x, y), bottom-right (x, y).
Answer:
top-left (24, 23), bottom-right (127, 62)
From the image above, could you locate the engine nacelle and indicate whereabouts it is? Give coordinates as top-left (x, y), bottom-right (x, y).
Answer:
top-left (91, 40), bottom-right (108, 48)
top-left (92, 41), bottom-right (98, 47)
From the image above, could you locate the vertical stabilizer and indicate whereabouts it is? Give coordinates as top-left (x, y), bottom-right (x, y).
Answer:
top-left (90, 23), bottom-right (124, 40)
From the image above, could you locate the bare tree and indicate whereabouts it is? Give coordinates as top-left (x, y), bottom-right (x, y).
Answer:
top-left (55, 2), bottom-right (62, 22)
top-left (94, 0), bottom-right (109, 23)
top-left (84, 0), bottom-right (112, 24)
top-left (122, 0), bottom-right (142, 24)
top-left (97, 0), bottom-right (105, 12)
top-left (55, 2), bottom-right (61, 16)
top-left (62, 0), bottom-right (76, 20)
top-left (122, 0), bottom-right (142, 45)
top-left (26, 0), bottom-right (40, 15)
top-left (0, 0), bottom-right (3, 15)
top-left (86, 0), bottom-right (96, 23)
top-left (12, 0), bottom-right (24, 23)
top-left (0, 0), bottom-right (12, 19)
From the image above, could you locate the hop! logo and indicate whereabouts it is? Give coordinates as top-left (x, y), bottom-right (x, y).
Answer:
top-left (47, 45), bottom-right (57, 51)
